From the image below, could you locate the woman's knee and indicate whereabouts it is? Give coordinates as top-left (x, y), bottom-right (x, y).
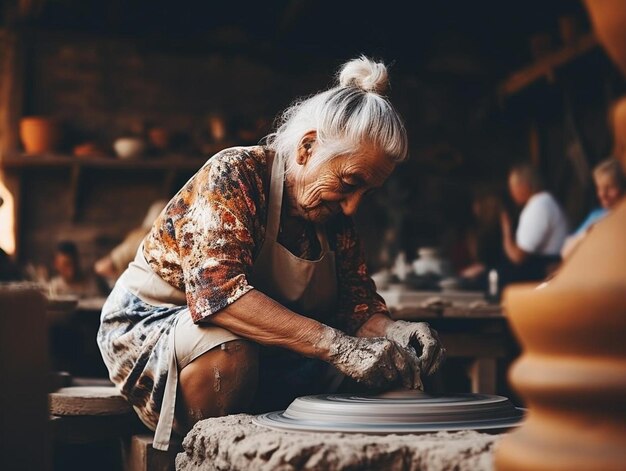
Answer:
top-left (178, 339), bottom-right (259, 416)
top-left (212, 340), bottom-right (259, 398)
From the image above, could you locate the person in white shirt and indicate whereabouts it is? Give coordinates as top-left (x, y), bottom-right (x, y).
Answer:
top-left (500, 163), bottom-right (569, 283)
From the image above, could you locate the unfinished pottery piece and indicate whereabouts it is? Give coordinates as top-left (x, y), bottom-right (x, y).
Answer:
top-left (254, 390), bottom-right (523, 434)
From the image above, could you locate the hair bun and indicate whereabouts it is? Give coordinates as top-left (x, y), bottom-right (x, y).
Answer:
top-left (338, 55), bottom-right (389, 95)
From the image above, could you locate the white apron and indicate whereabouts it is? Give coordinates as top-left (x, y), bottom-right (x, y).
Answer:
top-left (152, 150), bottom-right (339, 450)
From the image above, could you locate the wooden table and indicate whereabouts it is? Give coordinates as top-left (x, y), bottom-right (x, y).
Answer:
top-left (379, 289), bottom-right (517, 395)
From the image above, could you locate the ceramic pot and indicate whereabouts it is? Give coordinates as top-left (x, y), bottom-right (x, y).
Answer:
top-left (413, 247), bottom-right (450, 277)
top-left (495, 202), bottom-right (626, 471)
top-left (113, 137), bottom-right (146, 159)
top-left (148, 127), bottom-right (172, 150)
top-left (583, 0), bottom-right (626, 77)
top-left (19, 116), bottom-right (62, 154)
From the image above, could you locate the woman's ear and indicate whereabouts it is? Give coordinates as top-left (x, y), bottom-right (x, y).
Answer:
top-left (296, 131), bottom-right (317, 165)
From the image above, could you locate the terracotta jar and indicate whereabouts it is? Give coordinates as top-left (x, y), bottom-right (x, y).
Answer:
top-left (495, 201), bottom-right (626, 471)
top-left (148, 127), bottom-right (172, 151)
top-left (19, 116), bottom-right (62, 154)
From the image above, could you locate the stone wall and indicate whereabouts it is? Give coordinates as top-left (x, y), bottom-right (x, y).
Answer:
top-left (4, 29), bottom-right (625, 276)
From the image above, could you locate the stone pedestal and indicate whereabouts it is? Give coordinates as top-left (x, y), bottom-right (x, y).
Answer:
top-left (176, 414), bottom-right (501, 471)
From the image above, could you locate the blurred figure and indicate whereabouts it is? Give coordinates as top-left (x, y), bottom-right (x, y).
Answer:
top-left (458, 189), bottom-right (506, 290)
top-left (561, 157), bottom-right (625, 259)
top-left (94, 199), bottom-right (167, 284)
top-left (49, 241), bottom-right (100, 298)
top-left (500, 163), bottom-right (569, 283)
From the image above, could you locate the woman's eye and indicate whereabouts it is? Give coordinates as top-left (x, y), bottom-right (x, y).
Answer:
top-left (341, 180), bottom-right (359, 191)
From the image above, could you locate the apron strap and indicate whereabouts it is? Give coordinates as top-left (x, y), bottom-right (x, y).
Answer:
top-left (152, 317), bottom-right (180, 451)
top-left (315, 224), bottom-right (331, 253)
top-left (265, 151), bottom-right (285, 242)
top-left (264, 150), bottom-right (332, 256)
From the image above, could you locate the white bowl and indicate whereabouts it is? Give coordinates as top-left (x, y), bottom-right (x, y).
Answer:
top-left (113, 137), bottom-right (146, 159)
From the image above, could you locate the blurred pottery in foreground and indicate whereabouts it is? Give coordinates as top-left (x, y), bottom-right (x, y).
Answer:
top-left (19, 116), bottom-right (62, 154)
top-left (495, 201), bottom-right (626, 471)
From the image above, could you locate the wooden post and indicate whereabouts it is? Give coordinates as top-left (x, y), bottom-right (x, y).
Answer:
top-left (0, 287), bottom-right (50, 470)
top-left (0, 28), bottom-right (25, 258)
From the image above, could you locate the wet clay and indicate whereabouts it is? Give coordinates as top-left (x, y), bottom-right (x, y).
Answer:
top-left (384, 320), bottom-right (444, 374)
top-left (176, 413), bottom-right (500, 471)
top-left (324, 328), bottom-right (423, 390)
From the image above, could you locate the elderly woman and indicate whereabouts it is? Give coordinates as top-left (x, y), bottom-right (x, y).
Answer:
top-left (561, 157), bottom-right (625, 259)
top-left (97, 56), bottom-right (445, 451)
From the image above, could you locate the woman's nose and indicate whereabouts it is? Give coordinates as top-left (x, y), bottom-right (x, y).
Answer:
top-left (340, 192), bottom-right (363, 216)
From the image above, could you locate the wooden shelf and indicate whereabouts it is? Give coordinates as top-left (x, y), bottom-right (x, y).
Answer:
top-left (498, 32), bottom-right (599, 100)
top-left (0, 152), bottom-right (207, 222)
top-left (0, 153), bottom-right (207, 171)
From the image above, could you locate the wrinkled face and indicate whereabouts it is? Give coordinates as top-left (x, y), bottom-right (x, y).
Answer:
top-left (508, 173), bottom-right (531, 207)
top-left (594, 172), bottom-right (623, 209)
top-left (288, 140), bottom-right (395, 223)
top-left (54, 253), bottom-right (77, 282)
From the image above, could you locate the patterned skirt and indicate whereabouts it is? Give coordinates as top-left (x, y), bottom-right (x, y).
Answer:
top-left (97, 283), bottom-right (341, 433)
top-left (97, 283), bottom-right (185, 431)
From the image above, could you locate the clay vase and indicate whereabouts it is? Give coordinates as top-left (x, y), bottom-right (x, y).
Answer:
top-left (495, 201), bottom-right (626, 471)
top-left (148, 127), bottom-right (172, 151)
top-left (583, 0), bottom-right (626, 77)
top-left (19, 116), bottom-right (62, 154)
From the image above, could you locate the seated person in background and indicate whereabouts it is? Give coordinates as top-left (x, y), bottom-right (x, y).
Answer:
top-left (458, 189), bottom-right (506, 290)
top-left (561, 157), bottom-right (625, 259)
top-left (49, 241), bottom-right (101, 298)
top-left (500, 163), bottom-right (569, 283)
top-left (94, 199), bottom-right (167, 284)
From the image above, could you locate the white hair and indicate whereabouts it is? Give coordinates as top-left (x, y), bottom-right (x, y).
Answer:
top-left (264, 55), bottom-right (408, 176)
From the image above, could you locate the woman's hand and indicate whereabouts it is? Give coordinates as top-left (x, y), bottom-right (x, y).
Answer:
top-left (384, 320), bottom-right (445, 375)
top-left (326, 329), bottom-right (423, 390)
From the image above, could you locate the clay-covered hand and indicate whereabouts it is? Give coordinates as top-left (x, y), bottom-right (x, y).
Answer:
top-left (327, 330), bottom-right (423, 390)
top-left (384, 320), bottom-right (445, 375)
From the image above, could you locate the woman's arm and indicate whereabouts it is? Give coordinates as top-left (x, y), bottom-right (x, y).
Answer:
top-left (561, 233), bottom-right (584, 259)
top-left (206, 289), bottom-right (424, 389)
top-left (356, 312), bottom-right (395, 337)
top-left (501, 211), bottom-right (528, 264)
top-left (206, 289), bottom-right (333, 360)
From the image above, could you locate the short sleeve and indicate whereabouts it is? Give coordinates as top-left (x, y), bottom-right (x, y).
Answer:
top-left (516, 197), bottom-right (551, 253)
top-left (574, 208), bottom-right (607, 235)
top-left (333, 216), bottom-right (390, 335)
top-left (168, 151), bottom-right (263, 322)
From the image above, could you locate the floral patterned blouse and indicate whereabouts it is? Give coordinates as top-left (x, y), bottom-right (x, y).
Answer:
top-left (142, 146), bottom-right (388, 334)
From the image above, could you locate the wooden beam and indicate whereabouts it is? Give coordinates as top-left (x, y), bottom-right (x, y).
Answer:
top-left (498, 33), bottom-right (598, 100)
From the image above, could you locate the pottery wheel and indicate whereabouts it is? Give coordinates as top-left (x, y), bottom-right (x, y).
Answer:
top-left (253, 390), bottom-right (524, 433)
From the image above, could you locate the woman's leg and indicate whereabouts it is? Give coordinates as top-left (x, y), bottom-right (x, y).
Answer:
top-left (177, 339), bottom-right (259, 429)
